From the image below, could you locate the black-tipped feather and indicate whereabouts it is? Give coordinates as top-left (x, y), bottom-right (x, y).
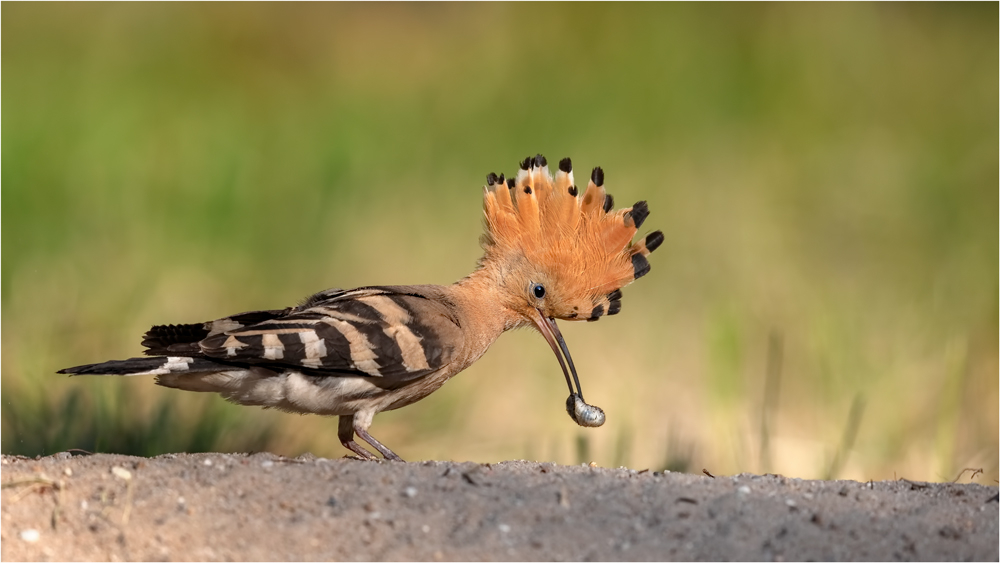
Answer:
top-left (629, 201), bottom-right (649, 229)
top-left (632, 253), bottom-right (651, 279)
top-left (644, 231), bottom-right (664, 253)
top-left (591, 167), bottom-right (604, 187)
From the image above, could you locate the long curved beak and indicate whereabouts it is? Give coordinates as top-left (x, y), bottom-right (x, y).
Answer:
top-left (529, 309), bottom-right (606, 427)
top-left (529, 309), bottom-right (584, 399)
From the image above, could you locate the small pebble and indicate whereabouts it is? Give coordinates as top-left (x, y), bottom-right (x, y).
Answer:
top-left (421, 525), bottom-right (430, 533)
top-left (111, 466), bottom-right (132, 481)
top-left (785, 499), bottom-right (797, 507)
top-left (20, 529), bottom-right (40, 543)
top-left (737, 485), bottom-right (751, 495)
top-left (404, 486), bottom-right (418, 498)
top-left (261, 460), bottom-right (274, 469)
top-left (203, 459), bottom-right (213, 467)
top-left (498, 524), bottom-right (511, 533)
top-left (63, 468), bottom-right (73, 477)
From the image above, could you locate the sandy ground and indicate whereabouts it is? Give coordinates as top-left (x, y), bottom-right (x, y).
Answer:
top-left (1, 452), bottom-right (996, 562)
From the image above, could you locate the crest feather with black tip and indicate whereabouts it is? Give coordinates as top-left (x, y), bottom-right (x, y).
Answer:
top-left (480, 155), bottom-right (663, 321)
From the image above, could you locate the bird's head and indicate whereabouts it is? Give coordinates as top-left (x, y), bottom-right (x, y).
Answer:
top-left (478, 155), bottom-right (663, 427)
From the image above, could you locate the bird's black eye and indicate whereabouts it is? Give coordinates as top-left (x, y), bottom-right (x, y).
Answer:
top-left (532, 283), bottom-right (546, 299)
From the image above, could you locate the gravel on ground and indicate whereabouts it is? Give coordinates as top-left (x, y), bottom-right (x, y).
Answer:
top-left (2, 452), bottom-right (997, 561)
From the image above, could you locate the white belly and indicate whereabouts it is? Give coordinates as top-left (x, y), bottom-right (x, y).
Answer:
top-left (156, 367), bottom-right (384, 416)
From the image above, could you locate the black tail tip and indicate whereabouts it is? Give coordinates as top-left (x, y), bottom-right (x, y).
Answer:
top-left (520, 156), bottom-right (532, 170)
top-left (603, 194), bottom-right (614, 213)
top-left (558, 157), bottom-right (572, 173)
top-left (57, 364), bottom-right (92, 376)
top-left (533, 154), bottom-right (547, 168)
top-left (486, 172), bottom-right (499, 186)
top-left (644, 230), bottom-right (664, 253)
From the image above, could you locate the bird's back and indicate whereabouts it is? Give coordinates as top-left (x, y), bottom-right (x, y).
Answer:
top-left (63, 285), bottom-right (467, 415)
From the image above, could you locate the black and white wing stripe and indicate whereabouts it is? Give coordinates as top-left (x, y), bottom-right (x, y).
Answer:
top-left (189, 287), bottom-right (462, 383)
top-left (141, 308), bottom-right (293, 355)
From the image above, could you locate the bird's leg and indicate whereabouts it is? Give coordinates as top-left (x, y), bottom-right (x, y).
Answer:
top-left (338, 415), bottom-right (377, 460)
top-left (353, 417), bottom-right (404, 462)
top-left (355, 427), bottom-right (403, 461)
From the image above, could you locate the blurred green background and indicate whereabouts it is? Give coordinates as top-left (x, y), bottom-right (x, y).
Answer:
top-left (3, 3), bottom-right (996, 483)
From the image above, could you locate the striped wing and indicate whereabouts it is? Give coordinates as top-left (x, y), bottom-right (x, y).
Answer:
top-left (197, 287), bottom-right (462, 382)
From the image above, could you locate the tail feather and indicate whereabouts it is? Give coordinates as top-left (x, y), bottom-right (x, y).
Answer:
top-left (58, 356), bottom-right (225, 376)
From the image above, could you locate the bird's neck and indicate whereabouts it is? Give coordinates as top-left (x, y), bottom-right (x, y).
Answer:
top-left (444, 265), bottom-right (527, 362)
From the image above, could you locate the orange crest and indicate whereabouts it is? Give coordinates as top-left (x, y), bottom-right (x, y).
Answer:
top-left (479, 155), bottom-right (663, 322)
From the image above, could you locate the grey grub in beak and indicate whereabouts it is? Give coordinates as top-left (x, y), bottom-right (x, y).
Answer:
top-left (531, 309), bottom-right (606, 428)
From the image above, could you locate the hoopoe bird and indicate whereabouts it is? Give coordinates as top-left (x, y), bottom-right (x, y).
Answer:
top-left (59, 155), bottom-right (663, 461)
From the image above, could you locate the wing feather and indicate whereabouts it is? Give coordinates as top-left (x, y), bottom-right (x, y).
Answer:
top-left (195, 287), bottom-right (461, 384)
